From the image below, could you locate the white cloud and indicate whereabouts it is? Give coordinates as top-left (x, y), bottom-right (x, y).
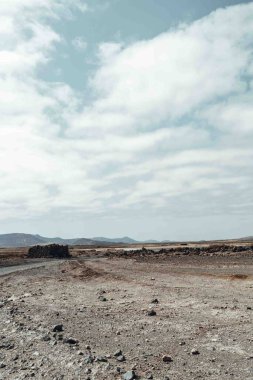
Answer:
top-left (0, 1), bottom-right (253, 232)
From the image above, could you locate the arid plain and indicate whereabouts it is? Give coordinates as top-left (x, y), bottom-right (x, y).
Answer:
top-left (0, 242), bottom-right (253, 380)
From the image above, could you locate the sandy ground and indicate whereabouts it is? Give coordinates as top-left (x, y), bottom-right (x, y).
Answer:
top-left (0, 252), bottom-right (253, 380)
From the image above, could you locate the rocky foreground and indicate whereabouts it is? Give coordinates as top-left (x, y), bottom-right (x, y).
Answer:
top-left (0, 251), bottom-right (253, 379)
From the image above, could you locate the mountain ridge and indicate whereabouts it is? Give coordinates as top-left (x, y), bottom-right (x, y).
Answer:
top-left (0, 233), bottom-right (156, 248)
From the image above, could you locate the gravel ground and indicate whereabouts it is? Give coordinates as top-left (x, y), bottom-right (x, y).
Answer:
top-left (0, 253), bottom-right (253, 380)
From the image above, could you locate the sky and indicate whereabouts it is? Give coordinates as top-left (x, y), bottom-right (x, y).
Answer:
top-left (0, 0), bottom-right (253, 241)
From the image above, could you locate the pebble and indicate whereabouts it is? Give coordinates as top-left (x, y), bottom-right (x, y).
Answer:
top-left (52, 324), bottom-right (63, 332)
top-left (63, 338), bottom-right (79, 345)
top-left (95, 356), bottom-right (108, 363)
top-left (147, 310), bottom-right (157, 316)
top-left (114, 349), bottom-right (123, 357)
top-left (41, 335), bottom-right (51, 342)
top-left (117, 355), bottom-right (126, 362)
top-left (84, 355), bottom-right (94, 364)
top-left (191, 349), bottom-right (200, 355)
top-left (162, 355), bottom-right (173, 363)
top-left (123, 370), bottom-right (136, 380)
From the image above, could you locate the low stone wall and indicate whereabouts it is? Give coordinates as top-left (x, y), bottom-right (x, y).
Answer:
top-left (27, 244), bottom-right (70, 258)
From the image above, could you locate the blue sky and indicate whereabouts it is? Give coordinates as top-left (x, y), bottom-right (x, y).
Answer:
top-left (0, 0), bottom-right (253, 240)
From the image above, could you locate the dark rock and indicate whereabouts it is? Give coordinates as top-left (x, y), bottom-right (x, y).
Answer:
top-left (147, 310), bottom-right (156, 316)
top-left (98, 296), bottom-right (107, 302)
top-left (27, 244), bottom-right (71, 259)
top-left (41, 335), bottom-right (51, 342)
top-left (63, 338), bottom-right (78, 345)
top-left (151, 299), bottom-right (159, 304)
top-left (53, 324), bottom-right (63, 332)
top-left (191, 349), bottom-right (200, 355)
top-left (162, 355), bottom-right (173, 363)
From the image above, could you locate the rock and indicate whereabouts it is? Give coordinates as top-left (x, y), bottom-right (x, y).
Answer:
top-left (147, 374), bottom-right (153, 379)
top-left (191, 349), bottom-right (200, 355)
top-left (53, 324), bottom-right (63, 332)
top-left (95, 356), bottom-right (108, 362)
top-left (41, 335), bottom-right (51, 342)
top-left (114, 349), bottom-right (123, 357)
top-left (151, 299), bottom-right (159, 304)
top-left (147, 310), bottom-right (157, 316)
top-left (84, 355), bottom-right (94, 364)
top-left (63, 338), bottom-right (78, 345)
top-left (162, 355), bottom-right (173, 363)
top-left (117, 355), bottom-right (126, 362)
top-left (0, 363), bottom-right (6, 368)
top-left (123, 370), bottom-right (136, 380)
top-left (98, 296), bottom-right (107, 302)
top-left (27, 244), bottom-right (71, 258)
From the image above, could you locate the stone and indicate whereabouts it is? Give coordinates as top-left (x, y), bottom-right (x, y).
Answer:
top-left (41, 334), bottom-right (51, 342)
top-left (117, 355), bottom-right (126, 362)
top-left (84, 355), bottom-right (94, 364)
top-left (98, 296), bottom-right (107, 302)
top-left (162, 355), bottom-right (173, 363)
top-left (147, 310), bottom-right (157, 316)
top-left (95, 356), bottom-right (108, 363)
top-left (191, 349), bottom-right (200, 355)
top-left (151, 299), bottom-right (159, 304)
top-left (53, 324), bottom-right (63, 332)
top-left (27, 244), bottom-right (71, 259)
top-left (123, 370), bottom-right (136, 380)
top-left (63, 338), bottom-right (79, 345)
top-left (114, 349), bottom-right (123, 357)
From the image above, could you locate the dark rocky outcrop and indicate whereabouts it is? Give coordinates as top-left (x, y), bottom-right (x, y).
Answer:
top-left (27, 244), bottom-right (70, 259)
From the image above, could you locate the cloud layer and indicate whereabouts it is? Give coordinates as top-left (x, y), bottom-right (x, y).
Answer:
top-left (0, 1), bottom-right (253, 236)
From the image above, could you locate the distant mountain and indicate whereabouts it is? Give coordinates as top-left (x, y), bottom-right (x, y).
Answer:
top-left (73, 238), bottom-right (109, 246)
top-left (0, 233), bottom-right (162, 248)
top-left (93, 236), bottom-right (138, 244)
top-left (0, 233), bottom-right (106, 248)
top-left (0, 233), bottom-right (45, 247)
top-left (238, 236), bottom-right (253, 241)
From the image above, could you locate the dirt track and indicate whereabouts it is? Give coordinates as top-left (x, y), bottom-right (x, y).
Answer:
top-left (0, 252), bottom-right (253, 379)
